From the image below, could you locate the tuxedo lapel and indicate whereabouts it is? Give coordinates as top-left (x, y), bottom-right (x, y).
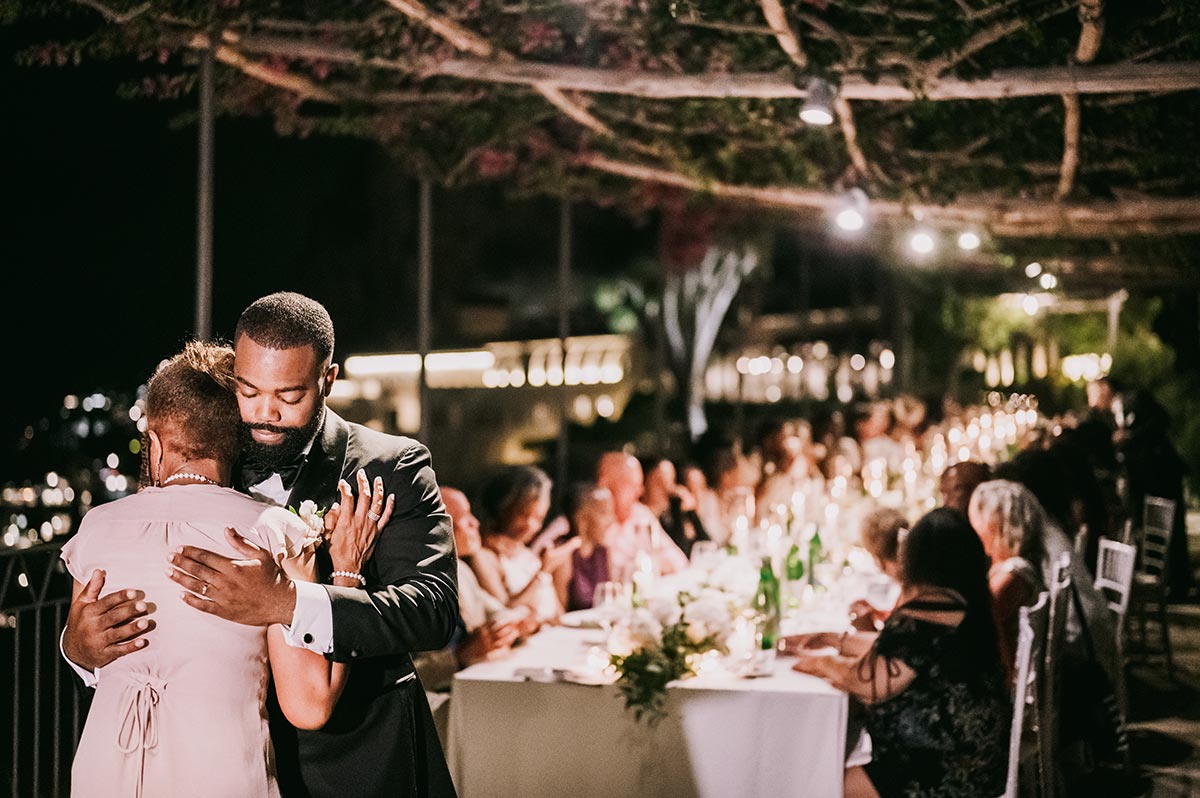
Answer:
top-left (286, 410), bottom-right (350, 511)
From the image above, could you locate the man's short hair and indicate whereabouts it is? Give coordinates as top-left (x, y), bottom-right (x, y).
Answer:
top-left (235, 292), bottom-right (335, 362)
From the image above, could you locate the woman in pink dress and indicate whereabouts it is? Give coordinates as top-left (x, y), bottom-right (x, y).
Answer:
top-left (61, 342), bottom-right (390, 798)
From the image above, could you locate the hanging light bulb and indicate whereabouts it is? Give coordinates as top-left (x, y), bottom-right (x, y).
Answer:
top-left (833, 188), bottom-right (868, 234)
top-left (799, 77), bottom-right (836, 126)
top-left (908, 228), bottom-right (936, 256)
top-left (1025, 262), bottom-right (1043, 278)
top-left (1022, 294), bottom-right (1040, 316)
top-left (1039, 273), bottom-right (1058, 290)
top-left (957, 231), bottom-right (981, 251)
top-left (835, 208), bottom-right (864, 231)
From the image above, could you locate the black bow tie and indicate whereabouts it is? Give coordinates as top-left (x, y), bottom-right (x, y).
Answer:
top-left (241, 457), bottom-right (306, 491)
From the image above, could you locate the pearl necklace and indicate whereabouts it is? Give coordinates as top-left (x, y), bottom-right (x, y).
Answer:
top-left (162, 472), bottom-right (221, 487)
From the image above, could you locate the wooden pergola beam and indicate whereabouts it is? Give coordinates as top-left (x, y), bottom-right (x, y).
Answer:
top-left (225, 36), bottom-right (1200, 102)
top-left (577, 153), bottom-right (1200, 237)
top-left (1057, 0), bottom-right (1103, 200)
top-left (427, 58), bottom-right (1200, 101)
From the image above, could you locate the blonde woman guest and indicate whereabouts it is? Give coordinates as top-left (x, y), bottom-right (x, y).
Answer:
top-left (968, 479), bottom-right (1117, 681)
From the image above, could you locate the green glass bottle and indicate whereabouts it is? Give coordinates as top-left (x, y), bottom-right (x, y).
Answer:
top-left (808, 527), bottom-right (825, 589)
top-left (753, 557), bottom-right (781, 650)
top-left (784, 542), bottom-right (805, 609)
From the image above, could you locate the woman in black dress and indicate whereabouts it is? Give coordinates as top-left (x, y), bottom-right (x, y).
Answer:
top-left (788, 508), bottom-right (1011, 798)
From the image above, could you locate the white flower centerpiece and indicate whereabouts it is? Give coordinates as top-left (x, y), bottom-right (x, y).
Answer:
top-left (606, 554), bottom-right (761, 725)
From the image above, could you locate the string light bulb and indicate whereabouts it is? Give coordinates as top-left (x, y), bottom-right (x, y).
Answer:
top-left (908, 229), bottom-right (936, 256)
top-left (957, 231), bottom-right (981, 251)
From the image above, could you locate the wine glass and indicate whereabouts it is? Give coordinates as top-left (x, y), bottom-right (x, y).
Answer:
top-left (592, 581), bottom-right (626, 633)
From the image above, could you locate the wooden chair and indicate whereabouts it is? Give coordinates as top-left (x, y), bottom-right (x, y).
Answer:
top-left (1000, 591), bottom-right (1050, 798)
top-left (1131, 496), bottom-right (1176, 678)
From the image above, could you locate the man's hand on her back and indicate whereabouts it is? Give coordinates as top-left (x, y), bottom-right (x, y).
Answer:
top-left (63, 569), bottom-right (156, 670)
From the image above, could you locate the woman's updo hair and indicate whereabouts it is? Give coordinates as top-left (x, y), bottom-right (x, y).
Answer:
top-left (145, 341), bottom-right (240, 466)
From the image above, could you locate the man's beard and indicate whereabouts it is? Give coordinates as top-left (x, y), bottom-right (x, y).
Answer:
top-left (240, 405), bottom-right (324, 468)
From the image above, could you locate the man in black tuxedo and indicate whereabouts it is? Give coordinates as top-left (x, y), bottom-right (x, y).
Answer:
top-left (63, 292), bottom-right (459, 797)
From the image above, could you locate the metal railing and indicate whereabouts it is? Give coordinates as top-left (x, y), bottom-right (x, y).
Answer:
top-left (2, 543), bottom-right (88, 798)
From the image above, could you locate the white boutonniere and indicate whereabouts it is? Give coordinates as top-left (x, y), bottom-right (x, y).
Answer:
top-left (277, 500), bottom-right (328, 580)
top-left (289, 499), bottom-right (328, 538)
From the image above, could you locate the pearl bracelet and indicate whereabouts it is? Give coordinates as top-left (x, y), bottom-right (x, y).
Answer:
top-left (330, 570), bottom-right (366, 586)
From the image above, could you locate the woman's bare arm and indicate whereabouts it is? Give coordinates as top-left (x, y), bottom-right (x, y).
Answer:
top-left (793, 650), bottom-right (916, 704)
top-left (471, 547), bottom-right (512, 604)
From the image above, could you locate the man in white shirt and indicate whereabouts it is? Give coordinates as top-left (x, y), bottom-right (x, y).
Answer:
top-left (596, 451), bottom-right (688, 582)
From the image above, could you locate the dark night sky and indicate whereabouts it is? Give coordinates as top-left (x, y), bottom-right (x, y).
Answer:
top-left (0, 21), bottom-right (655, 475)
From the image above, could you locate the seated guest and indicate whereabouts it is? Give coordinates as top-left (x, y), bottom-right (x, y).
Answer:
top-left (471, 466), bottom-right (562, 620)
top-left (849, 508), bottom-right (908, 631)
top-left (695, 432), bottom-right (756, 545)
top-left (544, 486), bottom-right (615, 611)
top-left (788, 508), bottom-right (1010, 798)
top-left (682, 463), bottom-right (722, 547)
top-left (755, 419), bottom-right (824, 522)
top-left (968, 480), bottom-right (1117, 682)
top-left (966, 479), bottom-right (1045, 680)
top-left (412, 488), bottom-right (531, 692)
top-left (596, 452), bottom-right (688, 581)
top-left (857, 401), bottom-right (904, 472)
top-left (642, 456), bottom-right (709, 557)
top-left (938, 460), bottom-right (990, 516)
top-left (892, 395), bottom-right (928, 445)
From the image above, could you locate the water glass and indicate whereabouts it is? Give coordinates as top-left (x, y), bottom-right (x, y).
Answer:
top-left (592, 582), bottom-right (627, 632)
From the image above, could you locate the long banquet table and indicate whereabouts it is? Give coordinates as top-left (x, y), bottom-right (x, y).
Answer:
top-left (447, 625), bottom-right (849, 798)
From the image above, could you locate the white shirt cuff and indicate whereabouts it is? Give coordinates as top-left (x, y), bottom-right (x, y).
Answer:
top-left (60, 627), bottom-right (99, 688)
top-left (282, 580), bottom-right (335, 654)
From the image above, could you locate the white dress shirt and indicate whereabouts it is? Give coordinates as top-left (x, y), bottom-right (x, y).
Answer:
top-left (245, 465), bottom-right (335, 656)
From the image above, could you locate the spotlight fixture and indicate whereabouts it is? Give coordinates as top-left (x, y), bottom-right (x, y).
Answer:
top-left (957, 231), bottom-right (981, 251)
top-left (799, 77), bottom-right (836, 126)
top-left (1024, 262), bottom-right (1043, 278)
top-left (833, 188), bottom-right (868, 234)
top-left (1039, 273), bottom-right (1058, 290)
top-left (908, 229), bottom-right (936, 256)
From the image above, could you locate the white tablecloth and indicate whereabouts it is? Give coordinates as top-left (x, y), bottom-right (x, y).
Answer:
top-left (447, 627), bottom-right (848, 798)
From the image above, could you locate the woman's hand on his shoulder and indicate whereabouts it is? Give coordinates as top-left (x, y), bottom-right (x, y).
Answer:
top-left (326, 469), bottom-right (395, 576)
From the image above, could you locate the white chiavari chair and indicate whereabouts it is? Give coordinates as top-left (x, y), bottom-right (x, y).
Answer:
top-left (1095, 537), bottom-right (1136, 772)
top-left (1000, 592), bottom-right (1049, 798)
top-left (1040, 555), bottom-right (1072, 798)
